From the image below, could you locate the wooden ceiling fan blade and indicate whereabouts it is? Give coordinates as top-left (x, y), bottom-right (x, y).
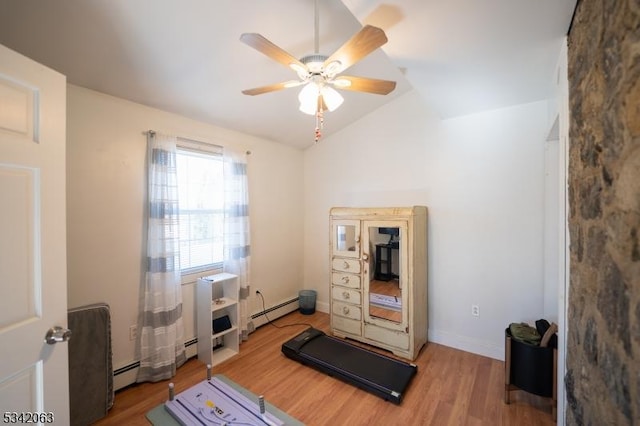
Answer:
top-left (240, 33), bottom-right (306, 71)
top-left (242, 80), bottom-right (302, 96)
top-left (323, 25), bottom-right (388, 74)
top-left (333, 76), bottom-right (396, 95)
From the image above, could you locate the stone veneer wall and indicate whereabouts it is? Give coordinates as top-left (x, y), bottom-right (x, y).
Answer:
top-left (566, 0), bottom-right (640, 424)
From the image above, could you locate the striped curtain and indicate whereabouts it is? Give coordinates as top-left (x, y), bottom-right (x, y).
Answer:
top-left (136, 132), bottom-right (186, 382)
top-left (223, 148), bottom-right (253, 341)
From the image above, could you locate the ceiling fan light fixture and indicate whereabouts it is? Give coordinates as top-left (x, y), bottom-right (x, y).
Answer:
top-left (298, 82), bottom-right (321, 115)
top-left (321, 86), bottom-right (344, 111)
top-left (289, 63), bottom-right (308, 80)
top-left (324, 60), bottom-right (342, 78)
top-left (298, 82), bottom-right (344, 115)
top-left (299, 99), bottom-right (318, 115)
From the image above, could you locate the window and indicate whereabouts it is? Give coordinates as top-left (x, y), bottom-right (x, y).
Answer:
top-left (176, 146), bottom-right (224, 274)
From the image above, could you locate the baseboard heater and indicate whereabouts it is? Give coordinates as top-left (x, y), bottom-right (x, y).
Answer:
top-left (113, 338), bottom-right (198, 390)
top-left (113, 339), bottom-right (198, 378)
top-left (251, 296), bottom-right (299, 327)
top-left (282, 327), bottom-right (417, 404)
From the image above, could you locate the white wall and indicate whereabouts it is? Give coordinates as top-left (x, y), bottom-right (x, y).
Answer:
top-left (66, 85), bottom-right (304, 375)
top-left (303, 90), bottom-right (549, 359)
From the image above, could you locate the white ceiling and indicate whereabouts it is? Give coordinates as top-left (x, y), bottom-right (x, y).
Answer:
top-left (0, 0), bottom-right (576, 149)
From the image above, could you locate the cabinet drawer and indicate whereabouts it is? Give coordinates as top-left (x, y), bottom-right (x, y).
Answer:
top-left (333, 315), bottom-right (361, 336)
top-left (331, 272), bottom-right (361, 289)
top-left (331, 286), bottom-right (362, 305)
top-left (364, 323), bottom-right (409, 350)
top-left (332, 301), bottom-right (361, 321)
top-left (332, 257), bottom-right (361, 273)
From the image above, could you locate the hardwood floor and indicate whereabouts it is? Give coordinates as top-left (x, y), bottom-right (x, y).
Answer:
top-left (95, 311), bottom-right (555, 426)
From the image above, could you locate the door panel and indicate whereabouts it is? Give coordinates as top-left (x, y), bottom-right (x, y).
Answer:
top-left (0, 43), bottom-right (68, 423)
top-left (0, 75), bottom-right (38, 141)
top-left (0, 165), bottom-right (38, 328)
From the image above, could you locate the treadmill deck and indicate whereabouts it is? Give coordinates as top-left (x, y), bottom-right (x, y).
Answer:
top-left (281, 327), bottom-right (417, 404)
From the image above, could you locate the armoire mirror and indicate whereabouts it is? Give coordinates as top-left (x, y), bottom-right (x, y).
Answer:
top-left (336, 224), bottom-right (357, 252)
top-left (332, 220), bottom-right (360, 258)
top-left (367, 226), bottom-right (402, 323)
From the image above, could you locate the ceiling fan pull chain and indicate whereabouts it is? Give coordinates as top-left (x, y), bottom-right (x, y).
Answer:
top-left (315, 109), bottom-right (324, 143)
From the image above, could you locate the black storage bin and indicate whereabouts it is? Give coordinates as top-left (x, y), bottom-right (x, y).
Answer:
top-left (504, 327), bottom-right (557, 418)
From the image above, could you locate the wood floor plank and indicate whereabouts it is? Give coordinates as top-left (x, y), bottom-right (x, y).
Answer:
top-left (95, 311), bottom-right (555, 426)
top-left (468, 355), bottom-right (492, 420)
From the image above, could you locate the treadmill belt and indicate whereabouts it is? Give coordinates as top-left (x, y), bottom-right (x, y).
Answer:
top-left (281, 327), bottom-right (417, 404)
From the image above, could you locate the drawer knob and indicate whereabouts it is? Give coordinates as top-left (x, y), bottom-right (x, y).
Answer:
top-left (342, 291), bottom-right (350, 299)
top-left (343, 306), bottom-right (350, 315)
top-left (362, 253), bottom-right (369, 261)
top-left (343, 261), bottom-right (350, 269)
top-left (341, 276), bottom-right (350, 283)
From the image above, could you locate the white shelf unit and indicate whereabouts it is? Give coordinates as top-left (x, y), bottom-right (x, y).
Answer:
top-left (196, 273), bottom-right (240, 367)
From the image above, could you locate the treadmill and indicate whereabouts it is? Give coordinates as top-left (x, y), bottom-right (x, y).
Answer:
top-left (281, 327), bottom-right (417, 404)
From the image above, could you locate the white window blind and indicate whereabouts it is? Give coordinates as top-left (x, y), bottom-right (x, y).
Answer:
top-left (176, 146), bottom-right (224, 273)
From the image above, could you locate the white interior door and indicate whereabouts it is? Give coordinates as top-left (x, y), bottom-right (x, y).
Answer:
top-left (0, 44), bottom-right (69, 424)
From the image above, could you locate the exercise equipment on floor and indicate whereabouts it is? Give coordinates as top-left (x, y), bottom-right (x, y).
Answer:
top-left (281, 327), bottom-right (417, 404)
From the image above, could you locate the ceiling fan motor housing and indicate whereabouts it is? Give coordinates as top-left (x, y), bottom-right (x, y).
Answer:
top-left (301, 54), bottom-right (328, 72)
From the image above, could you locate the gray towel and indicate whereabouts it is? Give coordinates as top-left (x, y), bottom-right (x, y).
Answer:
top-left (68, 303), bottom-right (114, 425)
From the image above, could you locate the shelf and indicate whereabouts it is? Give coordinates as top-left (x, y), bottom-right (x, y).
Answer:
top-left (210, 347), bottom-right (239, 365)
top-left (211, 325), bottom-right (238, 340)
top-left (211, 297), bottom-right (238, 312)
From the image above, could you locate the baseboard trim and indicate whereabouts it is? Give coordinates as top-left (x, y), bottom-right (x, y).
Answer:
top-left (315, 300), bottom-right (329, 314)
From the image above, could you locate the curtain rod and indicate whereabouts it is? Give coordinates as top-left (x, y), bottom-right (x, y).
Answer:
top-left (144, 130), bottom-right (251, 155)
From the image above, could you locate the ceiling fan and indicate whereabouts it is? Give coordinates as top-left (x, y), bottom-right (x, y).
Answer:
top-left (240, 0), bottom-right (396, 141)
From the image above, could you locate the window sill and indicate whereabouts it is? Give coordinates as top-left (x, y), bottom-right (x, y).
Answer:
top-left (181, 266), bottom-right (224, 286)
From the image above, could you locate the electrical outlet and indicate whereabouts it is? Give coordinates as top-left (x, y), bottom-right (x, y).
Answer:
top-left (255, 288), bottom-right (262, 295)
top-left (471, 304), bottom-right (480, 317)
top-left (129, 325), bottom-right (137, 341)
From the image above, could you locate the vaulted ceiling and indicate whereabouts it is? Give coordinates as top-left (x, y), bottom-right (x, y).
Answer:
top-left (0, 0), bottom-right (576, 149)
